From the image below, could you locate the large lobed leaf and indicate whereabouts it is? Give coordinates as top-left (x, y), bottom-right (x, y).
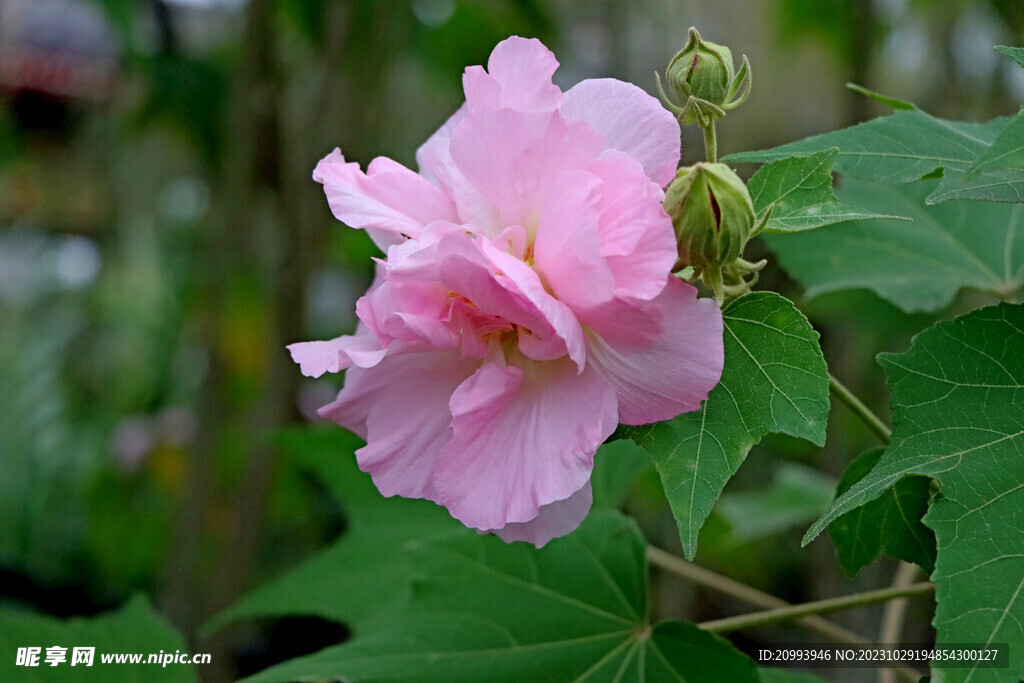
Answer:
top-left (746, 149), bottom-right (904, 232)
top-left (827, 447), bottom-right (936, 576)
top-left (590, 439), bottom-right (655, 511)
top-left (626, 292), bottom-right (829, 559)
top-left (0, 597), bottom-right (195, 682)
top-left (726, 109), bottom-right (1024, 205)
top-left (207, 434), bottom-right (655, 635)
top-left (763, 179), bottom-right (1024, 313)
top-left (243, 512), bottom-right (761, 683)
top-left (805, 303), bottom-right (1024, 682)
top-left (204, 429), bottom-right (465, 635)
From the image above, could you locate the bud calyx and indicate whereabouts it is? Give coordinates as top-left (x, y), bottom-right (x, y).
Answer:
top-left (657, 27), bottom-right (751, 128)
top-left (665, 162), bottom-right (768, 302)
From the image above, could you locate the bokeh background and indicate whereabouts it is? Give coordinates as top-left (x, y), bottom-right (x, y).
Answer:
top-left (1, 0), bottom-right (1021, 680)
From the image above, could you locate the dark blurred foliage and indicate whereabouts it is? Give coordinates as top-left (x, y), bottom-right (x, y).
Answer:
top-left (0, 0), bottom-right (1019, 680)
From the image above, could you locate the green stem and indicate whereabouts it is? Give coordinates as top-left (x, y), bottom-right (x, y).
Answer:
top-left (648, 547), bottom-right (865, 645)
top-left (702, 121), bottom-right (717, 163)
top-left (699, 582), bottom-right (934, 634)
top-left (649, 549), bottom-right (923, 683)
top-left (829, 372), bottom-right (891, 444)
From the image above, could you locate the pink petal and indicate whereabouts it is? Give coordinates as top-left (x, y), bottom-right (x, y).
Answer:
top-left (462, 65), bottom-right (503, 110)
top-left (561, 78), bottom-right (681, 187)
top-left (287, 333), bottom-right (387, 378)
top-left (478, 237), bottom-right (586, 368)
top-left (448, 108), bottom-right (603, 238)
top-left (414, 106), bottom-right (500, 232)
top-left (450, 299), bottom-right (514, 359)
top-left (415, 104), bottom-right (466, 186)
top-left (533, 170), bottom-right (616, 312)
top-left (313, 149), bottom-right (459, 250)
top-left (319, 349), bottom-right (480, 500)
top-left (389, 232), bottom-right (586, 368)
top-left (493, 481), bottom-right (592, 547)
top-left (356, 279), bottom-right (460, 350)
top-left (578, 297), bottom-right (662, 351)
top-left (381, 219), bottom-right (473, 276)
top-left (587, 278), bottom-right (724, 425)
top-left (589, 152), bottom-right (677, 301)
top-left (435, 356), bottom-right (617, 531)
top-left (531, 162), bottom-right (675, 322)
top-left (463, 37), bottom-right (562, 113)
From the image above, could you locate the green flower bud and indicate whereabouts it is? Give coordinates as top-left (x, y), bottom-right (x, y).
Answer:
top-left (656, 27), bottom-right (752, 129)
top-left (666, 28), bottom-right (735, 106)
top-left (665, 162), bottom-right (754, 272)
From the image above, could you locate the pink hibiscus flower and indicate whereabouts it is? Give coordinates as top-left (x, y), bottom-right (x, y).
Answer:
top-left (289, 37), bottom-right (724, 547)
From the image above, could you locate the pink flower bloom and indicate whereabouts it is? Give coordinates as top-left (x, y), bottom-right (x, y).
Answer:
top-left (289, 37), bottom-right (724, 546)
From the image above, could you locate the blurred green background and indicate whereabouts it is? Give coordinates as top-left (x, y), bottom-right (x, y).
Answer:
top-left (0, 0), bottom-right (1020, 680)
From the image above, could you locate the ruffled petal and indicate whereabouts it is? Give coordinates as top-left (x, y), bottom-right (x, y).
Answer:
top-left (493, 481), bottom-right (592, 547)
top-left (448, 108), bottom-right (603, 238)
top-left (413, 106), bottom-right (498, 232)
top-left (356, 279), bottom-right (460, 351)
top-left (463, 36), bottom-right (562, 113)
top-left (319, 349), bottom-right (480, 500)
top-left (462, 65), bottom-right (502, 110)
top-left (389, 231), bottom-right (586, 368)
top-left (313, 149), bottom-right (459, 250)
top-left (479, 237), bottom-right (586, 368)
top-left (561, 78), bottom-right (681, 187)
top-left (576, 297), bottom-right (661, 351)
top-left (287, 334), bottom-right (387, 378)
top-left (587, 278), bottom-right (724, 425)
top-left (533, 169), bottom-right (616, 312)
top-left (415, 103), bottom-right (466, 186)
top-left (532, 156), bottom-right (675, 314)
top-left (435, 356), bottom-right (617, 531)
top-left (588, 151), bottom-right (677, 301)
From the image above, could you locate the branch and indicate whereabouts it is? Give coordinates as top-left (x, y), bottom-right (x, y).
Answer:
top-left (648, 547), bottom-right (863, 645)
top-left (829, 372), bottom-right (892, 444)
top-left (698, 582), bottom-right (934, 634)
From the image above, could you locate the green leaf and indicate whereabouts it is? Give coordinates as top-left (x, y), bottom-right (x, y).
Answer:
top-left (827, 448), bottom-right (936, 576)
top-left (763, 179), bottom-right (1024, 313)
top-left (626, 292), bottom-right (829, 559)
top-left (717, 463), bottom-right (836, 543)
top-left (995, 45), bottom-right (1024, 69)
top-left (209, 433), bottom-right (653, 635)
top-left (243, 512), bottom-right (760, 682)
top-left (747, 149), bottom-right (906, 233)
top-left (804, 303), bottom-right (1024, 682)
top-left (964, 112), bottom-right (1024, 177)
top-left (203, 428), bottom-right (464, 635)
top-left (591, 439), bottom-right (654, 510)
top-left (0, 597), bottom-right (195, 682)
top-left (725, 110), bottom-right (1024, 205)
top-left (845, 83), bottom-right (915, 110)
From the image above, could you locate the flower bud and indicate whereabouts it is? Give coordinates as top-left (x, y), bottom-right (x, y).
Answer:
top-left (656, 27), bottom-right (752, 129)
top-left (665, 162), bottom-right (754, 273)
top-left (665, 28), bottom-right (735, 106)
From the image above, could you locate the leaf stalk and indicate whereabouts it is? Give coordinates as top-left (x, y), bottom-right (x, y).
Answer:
top-left (829, 372), bottom-right (892, 444)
